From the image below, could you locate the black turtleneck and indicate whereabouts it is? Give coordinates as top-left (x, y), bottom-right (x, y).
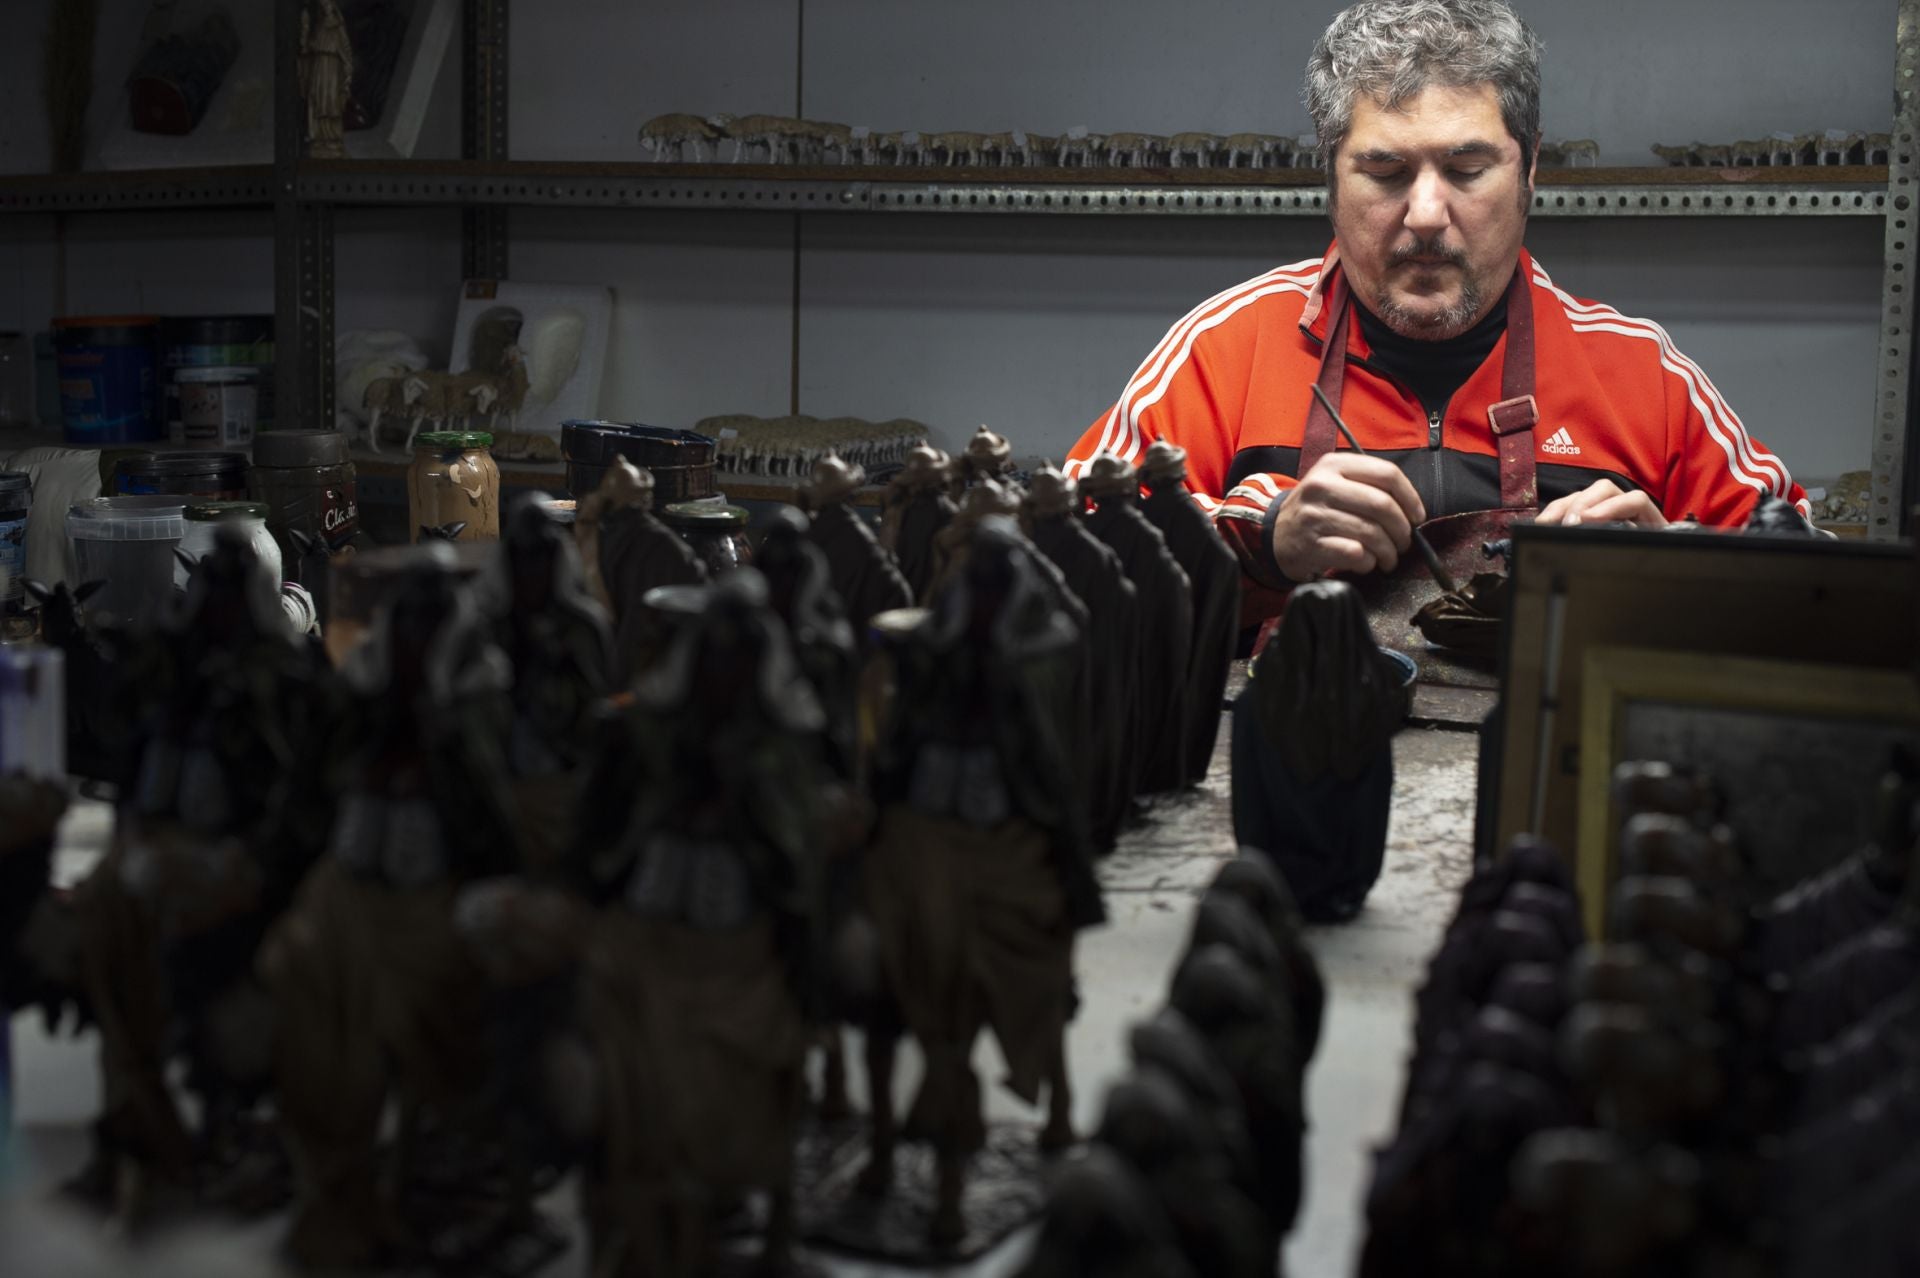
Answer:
top-left (1354, 294), bottom-right (1509, 419)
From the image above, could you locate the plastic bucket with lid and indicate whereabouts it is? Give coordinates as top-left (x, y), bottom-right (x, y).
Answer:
top-left (66, 495), bottom-right (189, 628)
top-left (113, 450), bottom-right (249, 499)
top-left (54, 316), bottom-right (163, 445)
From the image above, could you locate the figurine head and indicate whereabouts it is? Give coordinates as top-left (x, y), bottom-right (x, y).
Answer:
top-left (172, 524), bottom-right (291, 645)
top-left (1140, 440), bottom-right (1190, 488)
top-left (1023, 465), bottom-right (1079, 521)
top-left (893, 444), bottom-right (955, 494)
top-left (962, 424), bottom-right (1013, 476)
top-left (957, 476), bottom-right (1020, 525)
top-left (591, 456), bottom-right (656, 515)
top-left (499, 490), bottom-right (601, 624)
top-left (799, 453), bottom-right (866, 510)
top-left (1076, 450), bottom-right (1141, 500)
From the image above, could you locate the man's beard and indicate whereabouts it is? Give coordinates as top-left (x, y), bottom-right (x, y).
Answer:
top-left (1371, 237), bottom-right (1485, 341)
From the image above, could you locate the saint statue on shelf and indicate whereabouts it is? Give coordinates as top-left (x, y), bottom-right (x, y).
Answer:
top-left (299, 0), bottom-right (354, 159)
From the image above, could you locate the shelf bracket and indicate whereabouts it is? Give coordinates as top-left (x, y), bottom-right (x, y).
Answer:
top-left (1875, 0), bottom-right (1919, 539)
top-left (462, 0), bottom-right (511, 280)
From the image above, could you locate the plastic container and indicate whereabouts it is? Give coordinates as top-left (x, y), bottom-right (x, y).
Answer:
top-left (161, 314), bottom-right (274, 436)
top-left (175, 501), bottom-right (282, 589)
top-left (249, 428), bottom-right (360, 551)
top-left (175, 366), bottom-right (258, 446)
top-left (54, 316), bottom-right (164, 445)
top-left (660, 500), bottom-right (753, 576)
top-left (0, 472), bottom-right (29, 601)
top-left (0, 332), bottom-right (32, 428)
top-left (561, 420), bottom-right (717, 502)
top-left (113, 450), bottom-right (249, 500)
top-left (408, 431), bottom-right (501, 542)
top-left (66, 495), bottom-right (189, 628)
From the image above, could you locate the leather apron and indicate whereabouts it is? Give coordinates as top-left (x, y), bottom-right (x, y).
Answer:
top-left (1298, 269), bottom-right (1540, 688)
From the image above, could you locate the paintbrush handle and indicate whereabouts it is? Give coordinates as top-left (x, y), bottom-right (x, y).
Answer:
top-left (1309, 383), bottom-right (1460, 593)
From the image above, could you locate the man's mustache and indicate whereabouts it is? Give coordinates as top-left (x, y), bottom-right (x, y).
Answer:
top-left (1388, 239), bottom-right (1468, 268)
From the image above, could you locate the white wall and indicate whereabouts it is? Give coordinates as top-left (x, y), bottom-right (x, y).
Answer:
top-left (0, 0), bottom-right (1901, 486)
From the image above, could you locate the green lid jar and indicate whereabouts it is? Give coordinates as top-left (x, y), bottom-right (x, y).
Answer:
top-left (408, 431), bottom-right (500, 542)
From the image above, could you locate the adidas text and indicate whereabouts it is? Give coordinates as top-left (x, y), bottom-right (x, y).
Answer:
top-left (1542, 428), bottom-right (1581, 456)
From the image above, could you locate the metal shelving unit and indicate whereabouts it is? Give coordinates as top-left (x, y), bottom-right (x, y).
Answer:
top-left (2, 0), bottom-right (1914, 534)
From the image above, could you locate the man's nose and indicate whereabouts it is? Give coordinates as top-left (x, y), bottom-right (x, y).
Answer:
top-left (1404, 168), bottom-right (1452, 237)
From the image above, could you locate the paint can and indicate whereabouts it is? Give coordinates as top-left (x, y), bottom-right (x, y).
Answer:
top-left (175, 366), bottom-right (259, 446)
top-left (53, 316), bottom-right (163, 445)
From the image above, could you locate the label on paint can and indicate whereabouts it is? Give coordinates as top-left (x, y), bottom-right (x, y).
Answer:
top-left (177, 367), bottom-right (258, 446)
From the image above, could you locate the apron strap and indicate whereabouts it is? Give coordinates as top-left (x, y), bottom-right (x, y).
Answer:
top-left (1487, 268), bottom-right (1540, 511)
top-left (1297, 272), bottom-right (1351, 478)
top-left (1299, 264), bottom-right (1542, 512)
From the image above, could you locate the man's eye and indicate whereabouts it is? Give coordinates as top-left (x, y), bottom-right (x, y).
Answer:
top-left (1450, 168), bottom-right (1488, 180)
top-left (1361, 168), bottom-right (1407, 183)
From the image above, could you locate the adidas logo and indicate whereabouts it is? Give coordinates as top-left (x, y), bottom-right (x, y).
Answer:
top-left (1542, 427), bottom-right (1582, 456)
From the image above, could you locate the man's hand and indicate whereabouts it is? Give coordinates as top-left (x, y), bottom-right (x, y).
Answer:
top-left (1534, 479), bottom-right (1667, 529)
top-left (1270, 452), bottom-right (1427, 580)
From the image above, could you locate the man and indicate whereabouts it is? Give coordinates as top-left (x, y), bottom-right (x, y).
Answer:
top-left (1065, 0), bottom-right (1808, 623)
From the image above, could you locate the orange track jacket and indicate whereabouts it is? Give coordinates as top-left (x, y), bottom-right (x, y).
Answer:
top-left (1065, 245), bottom-right (1808, 621)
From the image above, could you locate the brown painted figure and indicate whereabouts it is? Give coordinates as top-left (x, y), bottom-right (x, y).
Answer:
top-left (799, 453), bottom-right (912, 643)
top-left (1139, 441), bottom-right (1242, 786)
top-left (863, 516), bottom-right (1105, 1247)
top-left (1022, 465), bottom-right (1140, 853)
top-left (261, 545), bottom-right (523, 1269)
top-left (570, 571), bottom-right (829, 1276)
top-left (958, 424), bottom-right (1017, 489)
top-left (61, 530), bottom-right (330, 1222)
top-left (574, 458), bottom-right (706, 681)
top-left (489, 493), bottom-right (616, 872)
top-left (880, 444), bottom-right (959, 603)
top-left (1079, 451), bottom-right (1193, 796)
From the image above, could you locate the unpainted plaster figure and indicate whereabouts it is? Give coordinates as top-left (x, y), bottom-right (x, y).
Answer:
top-left (261, 546), bottom-right (523, 1269)
top-left (299, 0), bottom-right (354, 160)
top-left (1139, 441), bottom-right (1241, 787)
top-left (1078, 451), bottom-right (1193, 796)
top-left (799, 454), bottom-right (913, 642)
top-left (862, 517), bottom-right (1105, 1247)
top-left (569, 571), bottom-right (832, 1277)
top-left (880, 444), bottom-right (959, 603)
top-left (489, 494), bottom-right (615, 873)
top-left (1021, 465), bottom-right (1139, 853)
top-left (573, 458), bottom-right (705, 682)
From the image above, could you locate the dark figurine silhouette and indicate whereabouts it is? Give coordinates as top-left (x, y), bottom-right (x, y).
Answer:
top-left (1023, 465), bottom-right (1140, 853)
top-left (1139, 440), bottom-right (1242, 786)
top-left (1079, 450), bottom-right (1193, 797)
top-left (863, 516), bottom-right (1105, 1247)
top-left (880, 444), bottom-right (959, 603)
top-left (799, 453), bottom-right (912, 644)
top-left (574, 457), bottom-right (705, 683)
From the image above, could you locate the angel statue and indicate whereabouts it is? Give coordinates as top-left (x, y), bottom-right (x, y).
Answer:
top-left (300, 0), bottom-right (354, 159)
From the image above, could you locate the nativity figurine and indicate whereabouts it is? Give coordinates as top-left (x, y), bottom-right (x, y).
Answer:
top-left (799, 453), bottom-right (913, 644)
top-left (573, 457), bottom-right (705, 682)
top-left (880, 444), bottom-right (959, 603)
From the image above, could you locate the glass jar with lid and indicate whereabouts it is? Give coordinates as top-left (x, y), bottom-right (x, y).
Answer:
top-left (407, 431), bottom-right (501, 542)
top-left (175, 501), bottom-right (283, 589)
top-left (659, 501), bottom-right (753, 577)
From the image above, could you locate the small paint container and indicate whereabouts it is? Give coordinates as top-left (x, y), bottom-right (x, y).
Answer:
top-left (175, 366), bottom-right (259, 446)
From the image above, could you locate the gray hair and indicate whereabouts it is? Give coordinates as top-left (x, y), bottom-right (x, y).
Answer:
top-left (1304, 0), bottom-right (1543, 176)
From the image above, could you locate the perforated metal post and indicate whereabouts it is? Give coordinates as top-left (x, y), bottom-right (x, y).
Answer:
top-left (275, 0), bottom-right (335, 431)
top-left (462, 0), bottom-right (510, 280)
top-left (1875, 0), bottom-right (1920, 538)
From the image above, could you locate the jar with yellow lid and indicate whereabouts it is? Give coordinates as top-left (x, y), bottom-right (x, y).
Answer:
top-left (407, 431), bottom-right (500, 542)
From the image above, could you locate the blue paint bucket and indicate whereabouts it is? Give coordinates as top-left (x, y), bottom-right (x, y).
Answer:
top-left (54, 316), bottom-right (164, 445)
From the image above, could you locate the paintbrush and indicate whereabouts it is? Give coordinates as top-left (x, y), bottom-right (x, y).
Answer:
top-left (1310, 383), bottom-right (1460, 594)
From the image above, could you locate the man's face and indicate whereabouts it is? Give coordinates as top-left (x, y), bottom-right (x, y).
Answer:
top-left (1329, 81), bottom-right (1535, 341)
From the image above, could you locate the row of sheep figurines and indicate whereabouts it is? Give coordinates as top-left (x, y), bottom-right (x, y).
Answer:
top-left (641, 113), bottom-right (1896, 171)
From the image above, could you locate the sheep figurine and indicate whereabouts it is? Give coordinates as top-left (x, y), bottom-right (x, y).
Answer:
top-left (1168, 131), bottom-right (1224, 168)
top-left (1649, 143), bottom-right (1692, 166)
top-left (925, 130), bottom-right (988, 165)
top-left (1558, 138), bottom-right (1599, 167)
top-left (362, 372), bottom-right (427, 453)
top-left (708, 113), bottom-right (812, 163)
top-left (1221, 132), bottom-right (1286, 168)
top-left (804, 120), bottom-right (863, 164)
top-left (1864, 132), bottom-right (1892, 165)
top-left (637, 113), bottom-right (721, 162)
top-left (1056, 126), bottom-right (1106, 167)
top-left (978, 130), bottom-right (1035, 166)
top-left (1102, 132), bottom-right (1172, 167)
top-left (1816, 130), bottom-right (1862, 165)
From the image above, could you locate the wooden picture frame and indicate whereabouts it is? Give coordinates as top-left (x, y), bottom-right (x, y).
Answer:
top-left (1574, 646), bottom-right (1920, 937)
top-left (1488, 525), bottom-right (1918, 905)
